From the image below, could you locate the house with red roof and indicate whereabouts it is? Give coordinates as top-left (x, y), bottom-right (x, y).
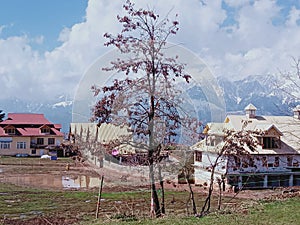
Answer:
top-left (0, 113), bottom-right (64, 156)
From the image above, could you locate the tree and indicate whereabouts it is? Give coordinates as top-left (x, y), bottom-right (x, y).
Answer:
top-left (0, 110), bottom-right (5, 122)
top-left (198, 129), bottom-right (261, 217)
top-left (91, 0), bottom-right (198, 217)
top-left (275, 56), bottom-right (300, 103)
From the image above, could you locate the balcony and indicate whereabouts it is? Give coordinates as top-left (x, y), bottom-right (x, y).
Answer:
top-left (30, 143), bottom-right (47, 149)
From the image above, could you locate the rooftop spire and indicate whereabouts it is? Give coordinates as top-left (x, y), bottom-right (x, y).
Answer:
top-left (245, 103), bottom-right (257, 118)
top-left (293, 105), bottom-right (300, 119)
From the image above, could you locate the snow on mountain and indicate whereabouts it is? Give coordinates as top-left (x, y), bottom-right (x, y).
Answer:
top-left (52, 100), bottom-right (73, 108)
top-left (1, 74), bottom-right (299, 133)
top-left (217, 74), bottom-right (299, 116)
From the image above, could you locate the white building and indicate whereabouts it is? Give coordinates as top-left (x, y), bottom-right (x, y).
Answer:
top-left (193, 104), bottom-right (300, 189)
top-left (69, 123), bottom-right (134, 166)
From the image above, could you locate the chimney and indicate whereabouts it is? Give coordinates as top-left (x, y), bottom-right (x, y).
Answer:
top-left (293, 105), bottom-right (300, 119)
top-left (245, 103), bottom-right (257, 119)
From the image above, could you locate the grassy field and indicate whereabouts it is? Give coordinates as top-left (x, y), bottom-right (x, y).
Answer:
top-left (0, 157), bottom-right (299, 224)
top-left (1, 181), bottom-right (299, 225)
top-left (88, 196), bottom-right (300, 225)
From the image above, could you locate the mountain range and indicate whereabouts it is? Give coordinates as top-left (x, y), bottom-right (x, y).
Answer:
top-left (1, 75), bottom-right (299, 133)
top-left (218, 74), bottom-right (299, 116)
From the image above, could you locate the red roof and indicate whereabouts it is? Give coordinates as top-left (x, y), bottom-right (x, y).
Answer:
top-left (0, 127), bottom-right (5, 136)
top-left (17, 128), bottom-right (40, 136)
top-left (16, 128), bottom-right (64, 137)
top-left (0, 113), bottom-right (64, 137)
top-left (50, 128), bottom-right (64, 136)
top-left (1, 113), bottom-right (51, 125)
top-left (54, 124), bottom-right (62, 129)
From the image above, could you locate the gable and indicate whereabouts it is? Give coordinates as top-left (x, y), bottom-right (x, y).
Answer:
top-left (224, 117), bottom-right (230, 123)
top-left (255, 124), bottom-right (283, 137)
top-left (265, 126), bottom-right (282, 136)
top-left (3, 125), bottom-right (16, 134)
top-left (40, 125), bottom-right (51, 133)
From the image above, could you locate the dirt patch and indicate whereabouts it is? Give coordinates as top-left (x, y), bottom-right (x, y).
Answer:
top-left (2, 216), bottom-right (79, 225)
top-left (263, 187), bottom-right (300, 201)
top-left (1, 157), bottom-right (299, 225)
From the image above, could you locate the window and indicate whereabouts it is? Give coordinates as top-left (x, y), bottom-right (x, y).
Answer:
top-left (274, 157), bottom-right (279, 167)
top-left (195, 151), bottom-right (202, 162)
top-left (287, 156), bottom-right (293, 167)
top-left (41, 127), bottom-right (50, 134)
top-left (48, 138), bottom-right (55, 145)
top-left (0, 142), bottom-right (10, 149)
top-left (31, 149), bottom-right (36, 154)
top-left (234, 156), bottom-right (241, 168)
top-left (5, 128), bottom-right (15, 134)
top-left (263, 137), bottom-right (280, 149)
top-left (37, 138), bottom-right (44, 145)
top-left (17, 142), bottom-right (26, 149)
top-left (249, 157), bottom-right (255, 167)
top-left (262, 156), bottom-right (268, 167)
top-left (242, 160), bottom-right (248, 168)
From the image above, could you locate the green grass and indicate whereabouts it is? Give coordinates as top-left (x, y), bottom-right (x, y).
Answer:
top-left (4, 180), bottom-right (299, 225)
top-left (0, 156), bottom-right (73, 164)
top-left (1, 157), bottom-right (299, 225)
top-left (0, 183), bottom-right (97, 220)
top-left (87, 197), bottom-right (300, 225)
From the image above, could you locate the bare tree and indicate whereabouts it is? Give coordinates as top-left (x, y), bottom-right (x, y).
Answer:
top-left (91, 0), bottom-right (196, 217)
top-left (275, 56), bottom-right (300, 103)
top-left (199, 129), bottom-right (260, 217)
top-left (182, 165), bottom-right (197, 215)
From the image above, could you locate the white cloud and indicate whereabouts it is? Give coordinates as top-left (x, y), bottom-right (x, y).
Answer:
top-left (223, 0), bottom-right (250, 8)
top-left (0, 0), bottom-right (300, 101)
top-left (57, 27), bottom-right (70, 42)
top-left (286, 6), bottom-right (300, 27)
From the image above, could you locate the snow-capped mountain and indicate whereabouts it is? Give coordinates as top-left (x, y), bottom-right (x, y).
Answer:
top-left (218, 74), bottom-right (299, 116)
top-left (0, 74), bottom-right (299, 133)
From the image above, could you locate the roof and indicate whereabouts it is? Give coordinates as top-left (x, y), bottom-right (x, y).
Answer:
top-left (54, 124), bottom-right (62, 129)
top-left (203, 122), bottom-right (230, 135)
top-left (224, 114), bottom-right (300, 154)
top-left (70, 123), bottom-right (132, 144)
top-left (245, 103), bottom-right (257, 111)
top-left (193, 108), bottom-right (300, 155)
top-left (254, 124), bottom-right (283, 136)
top-left (293, 105), bottom-right (300, 112)
top-left (0, 113), bottom-right (51, 125)
top-left (0, 127), bottom-right (63, 137)
top-left (0, 127), bottom-right (4, 136)
top-left (0, 113), bottom-right (63, 137)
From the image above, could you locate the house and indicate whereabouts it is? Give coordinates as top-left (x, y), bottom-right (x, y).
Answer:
top-left (193, 104), bottom-right (300, 189)
top-left (0, 113), bottom-right (64, 156)
top-left (69, 123), bottom-right (134, 166)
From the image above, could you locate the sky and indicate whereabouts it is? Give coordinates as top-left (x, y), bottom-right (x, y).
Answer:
top-left (1, 0), bottom-right (300, 102)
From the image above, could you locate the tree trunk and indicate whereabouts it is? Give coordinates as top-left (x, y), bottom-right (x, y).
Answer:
top-left (184, 168), bottom-right (197, 215)
top-left (147, 79), bottom-right (161, 217)
top-left (200, 163), bottom-right (216, 216)
top-left (199, 152), bottom-right (224, 217)
top-left (149, 160), bottom-right (161, 217)
top-left (217, 178), bottom-right (222, 210)
top-left (158, 165), bottom-right (165, 215)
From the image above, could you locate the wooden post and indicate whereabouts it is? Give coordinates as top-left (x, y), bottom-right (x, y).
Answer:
top-left (96, 175), bottom-right (104, 219)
